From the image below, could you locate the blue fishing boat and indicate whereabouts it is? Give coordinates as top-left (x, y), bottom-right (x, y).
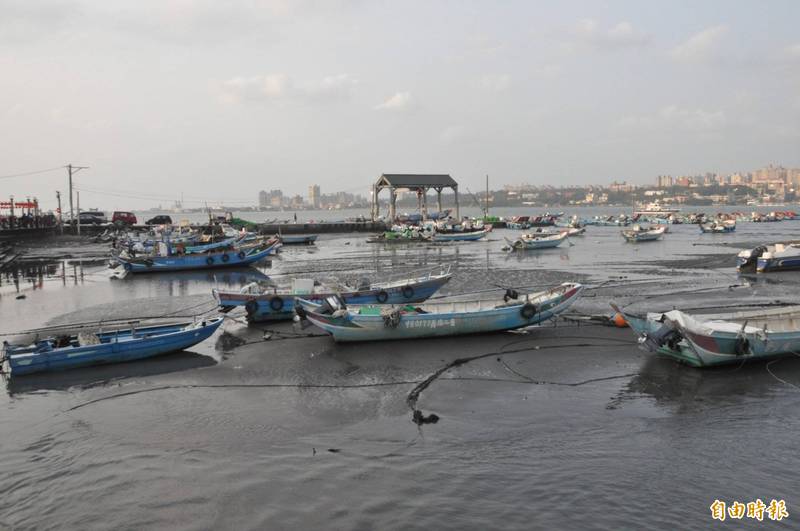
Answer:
top-left (753, 243), bottom-right (800, 273)
top-left (214, 266), bottom-right (452, 321)
top-left (298, 282), bottom-right (583, 342)
top-left (2, 318), bottom-right (223, 376)
top-left (115, 240), bottom-right (281, 273)
top-left (612, 303), bottom-right (800, 367)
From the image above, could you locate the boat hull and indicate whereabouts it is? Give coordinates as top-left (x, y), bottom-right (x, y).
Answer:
top-left (279, 234), bottom-right (318, 245)
top-left (304, 283), bottom-right (582, 342)
top-left (757, 257), bottom-right (800, 273)
top-left (504, 233), bottom-right (566, 250)
top-left (4, 319), bottom-right (223, 376)
top-left (430, 229), bottom-right (489, 242)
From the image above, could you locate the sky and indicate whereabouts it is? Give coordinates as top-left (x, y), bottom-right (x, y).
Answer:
top-left (1, 0), bottom-right (799, 210)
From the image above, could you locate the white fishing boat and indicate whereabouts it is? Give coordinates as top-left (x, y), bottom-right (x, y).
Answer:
top-left (504, 231), bottom-right (568, 250)
top-left (621, 225), bottom-right (666, 242)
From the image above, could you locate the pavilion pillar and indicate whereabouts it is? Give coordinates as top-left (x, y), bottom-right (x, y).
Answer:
top-left (422, 189), bottom-right (428, 220)
top-left (454, 185), bottom-right (460, 220)
top-left (436, 188), bottom-right (443, 215)
top-left (390, 189), bottom-right (397, 221)
top-left (371, 185), bottom-right (377, 221)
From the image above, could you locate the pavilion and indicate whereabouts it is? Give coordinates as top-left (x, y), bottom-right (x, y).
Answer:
top-left (371, 174), bottom-right (459, 221)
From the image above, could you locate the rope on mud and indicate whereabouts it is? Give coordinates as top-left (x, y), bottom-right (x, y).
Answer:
top-left (65, 381), bottom-right (424, 412)
top-left (765, 353), bottom-right (800, 392)
top-left (406, 337), bottom-right (637, 425)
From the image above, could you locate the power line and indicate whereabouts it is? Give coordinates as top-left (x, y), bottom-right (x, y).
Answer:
top-left (0, 165), bottom-right (65, 180)
top-left (74, 186), bottom-right (256, 204)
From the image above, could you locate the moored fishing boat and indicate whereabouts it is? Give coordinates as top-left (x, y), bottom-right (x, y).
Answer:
top-left (699, 220), bottom-right (736, 233)
top-left (1, 318), bottom-right (223, 376)
top-left (297, 282), bottom-right (583, 342)
top-left (621, 225), bottom-right (666, 242)
top-left (213, 266), bottom-right (452, 321)
top-left (115, 239), bottom-right (281, 273)
top-left (756, 243), bottom-right (800, 273)
top-left (504, 231), bottom-right (568, 250)
top-left (278, 234), bottom-right (318, 245)
top-left (612, 303), bottom-right (800, 367)
top-left (429, 227), bottom-right (489, 242)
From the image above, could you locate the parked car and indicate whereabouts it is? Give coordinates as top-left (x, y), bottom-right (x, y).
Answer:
top-left (78, 211), bottom-right (107, 225)
top-left (112, 211), bottom-right (137, 225)
top-left (145, 215), bottom-right (173, 225)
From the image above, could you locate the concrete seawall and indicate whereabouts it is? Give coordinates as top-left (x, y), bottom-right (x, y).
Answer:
top-left (257, 221), bottom-right (387, 234)
top-left (2, 221), bottom-right (389, 240)
top-left (0, 227), bottom-right (58, 242)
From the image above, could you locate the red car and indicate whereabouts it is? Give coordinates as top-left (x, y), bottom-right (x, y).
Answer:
top-left (112, 211), bottom-right (137, 225)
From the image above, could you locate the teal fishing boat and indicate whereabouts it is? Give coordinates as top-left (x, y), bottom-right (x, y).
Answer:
top-left (298, 282), bottom-right (583, 342)
top-left (612, 303), bottom-right (800, 367)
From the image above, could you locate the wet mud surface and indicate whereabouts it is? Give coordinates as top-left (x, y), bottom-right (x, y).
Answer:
top-left (1, 223), bottom-right (800, 529)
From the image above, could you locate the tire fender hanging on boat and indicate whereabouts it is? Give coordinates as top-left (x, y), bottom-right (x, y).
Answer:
top-left (401, 285), bottom-right (414, 299)
top-left (376, 290), bottom-right (389, 303)
top-left (237, 250), bottom-right (247, 260)
top-left (269, 296), bottom-right (284, 311)
top-left (206, 256), bottom-right (214, 265)
top-left (520, 303), bottom-right (538, 320)
top-left (221, 253), bottom-right (230, 263)
top-left (245, 300), bottom-right (259, 314)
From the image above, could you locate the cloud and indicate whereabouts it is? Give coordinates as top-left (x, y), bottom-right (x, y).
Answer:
top-left (0, 0), bottom-right (80, 42)
top-left (219, 73), bottom-right (356, 104)
top-left (786, 43), bottom-right (800, 59)
top-left (375, 92), bottom-right (413, 111)
top-left (480, 74), bottom-right (511, 91)
top-left (573, 19), bottom-right (650, 50)
top-left (670, 25), bottom-right (728, 63)
top-left (439, 125), bottom-right (466, 144)
top-left (619, 105), bottom-right (726, 131)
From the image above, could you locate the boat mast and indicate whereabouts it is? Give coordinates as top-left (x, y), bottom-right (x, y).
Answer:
top-left (485, 174), bottom-right (490, 218)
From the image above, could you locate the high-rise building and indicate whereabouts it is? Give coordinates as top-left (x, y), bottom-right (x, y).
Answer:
top-left (753, 164), bottom-right (788, 183)
top-left (258, 190), bottom-right (268, 208)
top-left (269, 189), bottom-right (283, 207)
top-left (308, 185), bottom-right (321, 209)
top-left (656, 175), bottom-right (673, 188)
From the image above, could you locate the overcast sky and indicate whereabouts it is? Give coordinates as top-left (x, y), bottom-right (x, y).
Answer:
top-left (2, 0), bottom-right (799, 210)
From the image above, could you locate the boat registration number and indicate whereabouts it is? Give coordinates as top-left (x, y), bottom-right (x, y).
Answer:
top-left (404, 318), bottom-right (456, 329)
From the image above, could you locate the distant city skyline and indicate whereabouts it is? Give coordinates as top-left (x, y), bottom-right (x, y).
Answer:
top-left (2, 1), bottom-right (799, 210)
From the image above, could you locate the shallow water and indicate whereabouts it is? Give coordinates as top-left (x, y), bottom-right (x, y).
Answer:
top-left (1, 222), bottom-right (799, 529)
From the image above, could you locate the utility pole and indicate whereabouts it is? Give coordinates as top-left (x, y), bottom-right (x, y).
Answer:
top-left (76, 191), bottom-right (81, 236)
top-left (56, 191), bottom-right (63, 235)
top-left (67, 163), bottom-right (89, 234)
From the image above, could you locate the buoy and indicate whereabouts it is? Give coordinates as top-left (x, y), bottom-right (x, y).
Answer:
top-left (612, 312), bottom-right (628, 328)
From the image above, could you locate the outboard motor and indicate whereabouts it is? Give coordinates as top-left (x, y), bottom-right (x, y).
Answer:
top-left (503, 288), bottom-right (519, 302)
top-left (639, 321), bottom-right (683, 353)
